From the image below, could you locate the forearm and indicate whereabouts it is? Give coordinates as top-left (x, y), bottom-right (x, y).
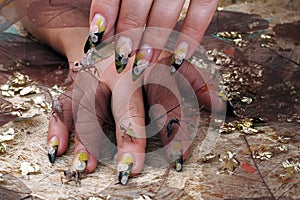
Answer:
top-left (13, 0), bottom-right (89, 65)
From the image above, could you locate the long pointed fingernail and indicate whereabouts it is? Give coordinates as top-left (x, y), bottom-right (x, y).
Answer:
top-left (170, 42), bottom-right (189, 75)
top-left (132, 44), bottom-right (153, 81)
top-left (47, 136), bottom-right (59, 164)
top-left (117, 153), bottom-right (134, 185)
top-left (84, 14), bottom-right (106, 53)
top-left (115, 36), bottom-right (132, 73)
top-left (170, 141), bottom-right (183, 172)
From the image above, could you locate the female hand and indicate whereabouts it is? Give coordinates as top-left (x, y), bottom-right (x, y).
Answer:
top-left (47, 50), bottom-right (226, 185)
top-left (87, 0), bottom-right (218, 79)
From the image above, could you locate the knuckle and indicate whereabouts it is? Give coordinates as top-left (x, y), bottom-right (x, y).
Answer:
top-left (183, 21), bottom-right (202, 36)
top-left (118, 13), bottom-right (144, 30)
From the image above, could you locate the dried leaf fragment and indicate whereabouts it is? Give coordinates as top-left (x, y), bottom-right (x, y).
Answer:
top-left (279, 159), bottom-right (300, 181)
top-left (20, 162), bottom-right (40, 176)
top-left (0, 128), bottom-right (15, 142)
top-left (0, 143), bottom-right (8, 153)
top-left (252, 150), bottom-right (272, 160)
top-left (199, 153), bottom-right (218, 163)
top-left (217, 151), bottom-right (240, 175)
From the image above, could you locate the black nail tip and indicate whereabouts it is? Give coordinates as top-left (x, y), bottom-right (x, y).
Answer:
top-left (84, 38), bottom-right (91, 54)
top-left (226, 100), bottom-right (237, 117)
top-left (48, 149), bottom-right (57, 164)
top-left (170, 62), bottom-right (182, 76)
top-left (83, 32), bottom-right (104, 54)
top-left (118, 171), bottom-right (130, 185)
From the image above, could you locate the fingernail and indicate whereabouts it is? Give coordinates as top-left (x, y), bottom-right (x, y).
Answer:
top-left (117, 153), bottom-right (134, 185)
top-left (72, 152), bottom-right (88, 171)
top-left (170, 42), bottom-right (189, 75)
top-left (47, 136), bottom-right (59, 164)
top-left (170, 141), bottom-right (183, 172)
top-left (84, 14), bottom-right (106, 53)
top-left (132, 44), bottom-right (153, 81)
top-left (64, 152), bottom-right (88, 187)
top-left (115, 36), bottom-right (132, 73)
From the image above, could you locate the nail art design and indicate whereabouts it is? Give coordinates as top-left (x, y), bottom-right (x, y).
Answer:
top-left (84, 14), bottom-right (106, 53)
top-left (115, 36), bottom-right (132, 73)
top-left (71, 152), bottom-right (88, 172)
top-left (117, 153), bottom-right (134, 185)
top-left (170, 42), bottom-right (189, 75)
top-left (47, 136), bottom-right (59, 164)
top-left (63, 152), bottom-right (88, 187)
top-left (170, 141), bottom-right (183, 172)
top-left (132, 44), bottom-right (153, 81)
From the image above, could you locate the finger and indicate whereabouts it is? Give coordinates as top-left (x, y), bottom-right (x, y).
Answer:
top-left (114, 0), bottom-right (153, 73)
top-left (74, 79), bottom-right (113, 161)
top-left (139, 0), bottom-right (185, 60)
top-left (72, 135), bottom-right (98, 173)
top-left (85, 0), bottom-right (120, 53)
top-left (178, 60), bottom-right (226, 113)
top-left (47, 89), bottom-right (73, 164)
top-left (111, 58), bottom-right (146, 184)
top-left (143, 62), bottom-right (191, 172)
top-left (171, 0), bottom-right (218, 73)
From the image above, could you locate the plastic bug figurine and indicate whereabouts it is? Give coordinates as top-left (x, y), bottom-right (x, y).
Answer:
top-left (120, 123), bottom-right (136, 141)
top-left (166, 118), bottom-right (180, 138)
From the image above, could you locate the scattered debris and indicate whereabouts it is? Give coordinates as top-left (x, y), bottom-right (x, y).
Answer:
top-left (219, 117), bottom-right (265, 135)
top-left (198, 153), bottom-right (219, 163)
top-left (279, 158), bottom-right (300, 182)
top-left (0, 127), bottom-right (15, 142)
top-left (134, 194), bottom-right (152, 200)
top-left (20, 162), bottom-right (40, 176)
top-left (217, 151), bottom-right (240, 175)
top-left (252, 150), bottom-right (272, 160)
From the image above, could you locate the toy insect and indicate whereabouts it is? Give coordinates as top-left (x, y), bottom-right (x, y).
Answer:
top-left (166, 118), bottom-right (180, 138)
top-left (120, 123), bottom-right (136, 142)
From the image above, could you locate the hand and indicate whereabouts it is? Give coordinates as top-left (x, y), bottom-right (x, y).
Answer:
top-left (47, 51), bottom-right (225, 185)
top-left (87, 0), bottom-right (218, 78)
